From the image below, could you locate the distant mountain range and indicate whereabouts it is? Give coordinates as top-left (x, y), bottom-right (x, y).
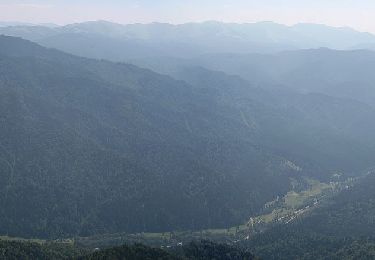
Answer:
top-left (4, 20), bottom-right (375, 109)
top-left (1, 20), bottom-right (375, 61)
top-left (0, 22), bottom-right (58, 27)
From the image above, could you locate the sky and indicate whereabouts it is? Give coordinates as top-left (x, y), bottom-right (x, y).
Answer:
top-left (1, 0), bottom-right (375, 33)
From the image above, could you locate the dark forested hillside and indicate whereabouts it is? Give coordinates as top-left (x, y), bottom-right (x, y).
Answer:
top-left (1, 35), bottom-right (375, 240)
top-left (176, 240), bottom-right (257, 260)
top-left (79, 243), bottom-right (180, 260)
top-left (0, 240), bottom-right (85, 259)
top-left (0, 36), bottom-right (292, 238)
top-left (79, 240), bottom-right (257, 260)
top-left (247, 173), bottom-right (375, 259)
top-left (0, 240), bottom-right (257, 260)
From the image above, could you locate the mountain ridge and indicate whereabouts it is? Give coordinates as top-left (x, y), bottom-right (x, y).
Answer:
top-left (1, 20), bottom-right (375, 61)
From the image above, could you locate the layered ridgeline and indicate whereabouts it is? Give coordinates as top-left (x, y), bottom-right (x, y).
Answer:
top-left (1, 36), bottom-right (375, 239)
top-left (247, 173), bottom-right (375, 260)
top-left (132, 49), bottom-right (375, 108)
top-left (1, 21), bottom-right (375, 60)
top-left (4, 20), bottom-right (375, 107)
top-left (188, 50), bottom-right (375, 108)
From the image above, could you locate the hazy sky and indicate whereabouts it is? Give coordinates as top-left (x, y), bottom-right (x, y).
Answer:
top-left (1, 0), bottom-right (375, 33)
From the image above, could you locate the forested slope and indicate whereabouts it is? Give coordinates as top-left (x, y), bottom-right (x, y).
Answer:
top-left (0, 239), bottom-right (257, 260)
top-left (1, 36), bottom-right (375, 239)
top-left (0, 36), bottom-right (292, 238)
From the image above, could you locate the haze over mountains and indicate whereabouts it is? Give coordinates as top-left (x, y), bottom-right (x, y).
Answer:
top-left (2, 20), bottom-right (375, 61)
top-left (4, 20), bottom-right (375, 107)
top-left (134, 49), bottom-right (375, 108)
top-left (2, 19), bottom-right (375, 259)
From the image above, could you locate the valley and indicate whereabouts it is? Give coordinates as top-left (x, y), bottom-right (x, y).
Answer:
top-left (0, 172), bottom-right (361, 251)
top-left (74, 174), bottom-right (361, 249)
top-left (1, 16), bottom-right (375, 259)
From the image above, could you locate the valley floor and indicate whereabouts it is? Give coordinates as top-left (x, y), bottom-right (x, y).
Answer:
top-left (1, 175), bottom-right (356, 248)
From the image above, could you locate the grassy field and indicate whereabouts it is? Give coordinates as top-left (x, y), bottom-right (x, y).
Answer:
top-left (284, 179), bottom-right (332, 208)
top-left (251, 178), bottom-right (335, 226)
